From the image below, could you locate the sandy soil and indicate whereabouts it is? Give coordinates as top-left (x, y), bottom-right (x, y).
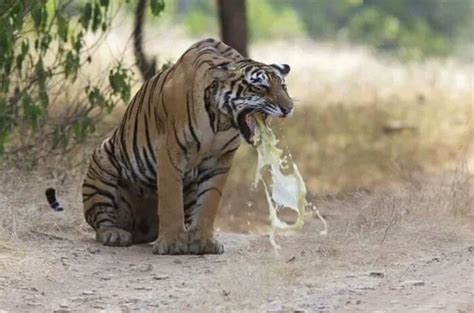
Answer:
top-left (0, 173), bottom-right (472, 312)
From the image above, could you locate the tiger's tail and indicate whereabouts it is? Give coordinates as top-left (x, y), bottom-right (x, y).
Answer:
top-left (45, 188), bottom-right (64, 212)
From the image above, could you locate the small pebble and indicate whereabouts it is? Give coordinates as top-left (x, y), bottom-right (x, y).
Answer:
top-left (81, 290), bottom-right (94, 295)
top-left (139, 264), bottom-right (153, 272)
top-left (369, 271), bottom-right (385, 278)
top-left (401, 280), bottom-right (425, 286)
top-left (87, 247), bottom-right (100, 254)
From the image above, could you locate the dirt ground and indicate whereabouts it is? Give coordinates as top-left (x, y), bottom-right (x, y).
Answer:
top-left (0, 168), bottom-right (472, 312)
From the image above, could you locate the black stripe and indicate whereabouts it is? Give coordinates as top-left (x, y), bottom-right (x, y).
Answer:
top-left (118, 194), bottom-right (132, 209)
top-left (137, 80), bottom-right (152, 115)
top-left (221, 47), bottom-right (233, 55)
top-left (82, 193), bottom-right (95, 202)
top-left (89, 202), bottom-right (116, 210)
top-left (196, 59), bottom-right (214, 69)
top-left (184, 199), bottom-right (197, 211)
top-left (142, 146), bottom-right (157, 179)
top-left (204, 82), bottom-right (217, 133)
top-left (172, 119), bottom-right (188, 156)
top-left (221, 134), bottom-right (240, 151)
top-left (95, 217), bottom-right (114, 226)
top-left (159, 69), bottom-right (174, 118)
top-left (223, 146), bottom-right (239, 155)
top-left (143, 116), bottom-right (157, 163)
top-left (197, 187), bottom-right (222, 199)
top-left (198, 167), bottom-right (230, 185)
top-left (103, 142), bottom-right (121, 172)
top-left (82, 185), bottom-right (116, 202)
top-left (236, 84), bottom-right (244, 97)
top-left (192, 49), bottom-right (214, 65)
top-left (86, 169), bottom-right (117, 189)
top-left (91, 153), bottom-right (117, 179)
top-left (147, 74), bottom-right (162, 116)
top-left (186, 94), bottom-right (201, 151)
top-left (165, 140), bottom-right (184, 175)
top-left (117, 126), bottom-right (142, 184)
top-left (132, 115), bottom-right (155, 184)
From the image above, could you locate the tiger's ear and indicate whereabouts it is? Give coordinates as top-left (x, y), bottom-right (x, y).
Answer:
top-left (210, 64), bottom-right (237, 81)
top-left (271, 64), bottom-right (290, 77)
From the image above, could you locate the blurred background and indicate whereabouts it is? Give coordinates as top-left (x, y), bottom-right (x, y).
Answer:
top-left (0, 0), bottom-right (472, 235)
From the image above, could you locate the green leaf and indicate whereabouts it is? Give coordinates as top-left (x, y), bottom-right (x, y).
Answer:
top-left (39, 33), bottom-right (52, 52)
top-left (92, 2), bottom-right (103, 32)
top-left (12, 2), bottom-right (25, 30)
top-left (109, 66), bottom-right (132, 103)
top-left (21, 94), bottom-right (43, 133)
top-left (16, 40), bottom-right (29, 72)
top-left (21, 39), bottom-right (29, 54)
top-left (31, 3), bottom-right (44, 29)
top-left (39, 90), bottom-right (49, 108)
top-left (16, 54), bottom-right (24, 74)
top-left (0, 130), bottom-right (8, 155)
top-left (73, 32), bottom-right (84, 53)
top-left (57, 15), bottom-right (69, 42)
top-left (150, 0), bottom-right (165, 16)
top-left (80, 3), bottom-right (92, 29)
top-left (87, 87), bottom-right (106, 107)
top-left (0, 74), bottom-right (9, 93)
top-left (64, 51), bottom-right (80, 79)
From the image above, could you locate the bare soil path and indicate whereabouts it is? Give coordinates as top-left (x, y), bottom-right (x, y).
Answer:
top-left (1, 215), bottom-right (472, 312)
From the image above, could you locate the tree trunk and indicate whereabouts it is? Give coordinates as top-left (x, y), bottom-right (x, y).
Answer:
top-left (133, 0), bottom-right (156, 81)
top-left (217, 0), bottom-right (248, 57)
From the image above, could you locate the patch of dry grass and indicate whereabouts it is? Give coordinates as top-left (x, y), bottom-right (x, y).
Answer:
top-left (0, 169), bottom-right (87, 245)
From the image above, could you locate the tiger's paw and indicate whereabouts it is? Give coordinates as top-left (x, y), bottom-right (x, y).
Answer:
top-left (152, 236), bottom-right (189, 255)
top-left (96, 227), bottom-right (132, 247)
top-left (187, 228), bottom-right (224, 254)
top-left (189, 237), bottom-right (224, 255)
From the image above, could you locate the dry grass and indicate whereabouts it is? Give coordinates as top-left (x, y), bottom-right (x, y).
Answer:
top-left (0, 169), bottom-right (88, 244)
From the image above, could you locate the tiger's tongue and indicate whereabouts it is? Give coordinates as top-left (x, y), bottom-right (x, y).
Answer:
top-left (246, 115), bottom-right (257, 142)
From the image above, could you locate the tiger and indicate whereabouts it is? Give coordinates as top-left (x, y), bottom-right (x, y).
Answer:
top-left (46, 38), bottom-right (294, 255)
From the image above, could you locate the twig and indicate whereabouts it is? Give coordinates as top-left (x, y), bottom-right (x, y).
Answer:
top-left (380, 211), bottom-right (399, 244)
top-left (30, 230), bottom-right (71, 242)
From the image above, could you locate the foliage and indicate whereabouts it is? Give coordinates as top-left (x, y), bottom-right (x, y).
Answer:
top-left (177, 0), bottom-right (305, 40)
top-left (182, 1), bottom-right (217, 37)
top-left (173, 0), bottom-right (473, 58)
top-left (0, 0), bottom-right (164, 161)
top-left (247, 0), bottom-right (305, 41)
top-left (279, 0), bottom-right (474, 58)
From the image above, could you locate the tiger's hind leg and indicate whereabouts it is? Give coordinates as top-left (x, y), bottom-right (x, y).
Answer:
top-left (83, 146), bottom-right (133, 247)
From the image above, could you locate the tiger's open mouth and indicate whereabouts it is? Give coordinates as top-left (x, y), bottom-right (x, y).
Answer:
top-left (237, 110), bottom-right (268, 144)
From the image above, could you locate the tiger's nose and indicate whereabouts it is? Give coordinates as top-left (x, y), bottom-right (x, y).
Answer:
top-left (281, 106), bottom-right (294, 117)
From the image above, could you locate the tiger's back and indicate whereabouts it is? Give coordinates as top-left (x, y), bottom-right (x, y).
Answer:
top-left (98, 39), bottom-right (243, 191)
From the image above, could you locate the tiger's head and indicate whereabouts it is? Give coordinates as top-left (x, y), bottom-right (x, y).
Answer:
top-left (210, 60), bottom-right (293, 144)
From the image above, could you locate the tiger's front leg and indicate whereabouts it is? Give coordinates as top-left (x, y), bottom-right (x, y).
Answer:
top-left (152, 140), bottom-right (189, 255)
top-left (188, 150), bottom-right (236, 254)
